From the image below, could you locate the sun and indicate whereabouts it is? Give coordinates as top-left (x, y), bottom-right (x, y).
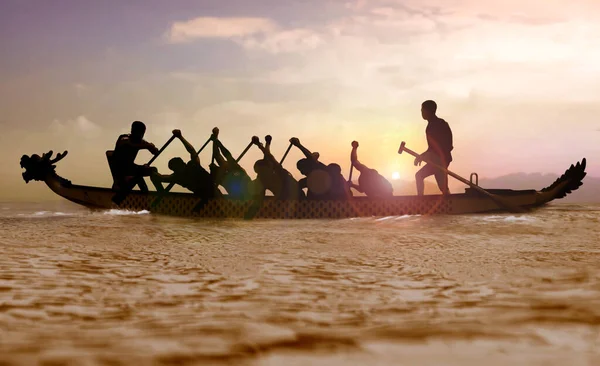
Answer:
top-left (391, 172), bottom-right (401, 180)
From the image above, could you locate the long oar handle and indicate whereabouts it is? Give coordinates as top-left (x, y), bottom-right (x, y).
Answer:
top-left (279, 143), bottom-right (293, 165)
top-left (398, 142), bottom-right (472, 187)
top-left (236, 141), bottom-right (254, 163)
top-left (398, 142), bottom-right (525, 213)
top-left (147, 135), bottom-right (177, 165)
top-left (196, 136), bottom-right (212, 155)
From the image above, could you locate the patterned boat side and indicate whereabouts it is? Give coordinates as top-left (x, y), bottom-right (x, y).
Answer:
top-left (34, 157), bottom-right (586, 218)
top-left (45, 175), bottom-right (540, 218)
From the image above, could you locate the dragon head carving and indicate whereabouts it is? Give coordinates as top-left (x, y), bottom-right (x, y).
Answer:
top-left (20, 150), bottom-right (68, 183)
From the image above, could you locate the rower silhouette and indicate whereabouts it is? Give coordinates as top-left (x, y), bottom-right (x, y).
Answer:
top-left (210, 135), bottom-right (252, 199)
top-left (151, 129), bottom-right (219, 199)
top-left (349, 141), bottom-right (393, 197)
top-left (290, 137), bottom-right (351, 200)
top-left (251, 135), bottom-right (305, 200)
top-left (414, 100), bottom-right (453, 195)
top-left (107, 121), bottom-right (160, 192)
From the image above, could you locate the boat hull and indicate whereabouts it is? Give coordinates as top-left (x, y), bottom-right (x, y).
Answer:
top-left (45, 175), bottom-right (546, 218)
top-left (19, 154), bottom-right (584, 219)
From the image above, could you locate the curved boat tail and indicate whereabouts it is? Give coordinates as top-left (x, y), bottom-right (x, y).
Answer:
top-left (540, 158), bottom-right (587, 199)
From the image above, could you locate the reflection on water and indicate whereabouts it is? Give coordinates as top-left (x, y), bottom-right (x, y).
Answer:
top-left (0, 201), bottom-right (599, 365)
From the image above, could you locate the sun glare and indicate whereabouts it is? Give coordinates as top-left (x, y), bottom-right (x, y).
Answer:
top-left (392, 172), bottom-right (401, 180)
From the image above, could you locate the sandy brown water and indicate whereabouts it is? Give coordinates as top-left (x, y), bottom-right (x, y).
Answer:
top-left (1, 201), bottom-right (599, 365)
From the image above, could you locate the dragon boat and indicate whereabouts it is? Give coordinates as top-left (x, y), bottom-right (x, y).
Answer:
top-left (19, 149), bottom-right (587, 219)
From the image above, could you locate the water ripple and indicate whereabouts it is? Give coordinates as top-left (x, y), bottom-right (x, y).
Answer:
top-left (0, 202), bottom-right (599, 365)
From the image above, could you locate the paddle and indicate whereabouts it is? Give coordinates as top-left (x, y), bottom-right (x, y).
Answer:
top-left (397, 141), bottom-right (526, 213)
top-left (211, 128), bottom-right (219, 165)
top-left (111, 134), bottom-right (177, 205)
top-left (236, 140), bottom-right (254, 163)
top-left (148, 136), bottom-right (176, 165)
top-left (279, 143), bottom-right (293, 165)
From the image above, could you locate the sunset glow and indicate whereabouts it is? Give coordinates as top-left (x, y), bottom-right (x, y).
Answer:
top-left (1, 0), bottom-right (599, 201)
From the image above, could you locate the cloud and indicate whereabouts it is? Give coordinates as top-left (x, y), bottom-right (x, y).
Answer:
top-left (74, 83), bottom-right (89, 98)
top-left (166, 16), bottom-right (324, 54)
top-left (344, 0), bottom-right (600, 23)
top-left (50, 116), bottom-right (101, 138)
top-left (166, 17), bottom-right (277, 43)
top-left (163, 1), bottom-right (600, 104)
top-left (240, 28), bottom-right (324, 54)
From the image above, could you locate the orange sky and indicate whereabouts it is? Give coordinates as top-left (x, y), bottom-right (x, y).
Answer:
top-left (1, 0), bottom-right (599, 201)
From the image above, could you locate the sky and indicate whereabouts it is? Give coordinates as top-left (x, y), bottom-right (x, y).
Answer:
top-left (2, 0), bottom-right (599, 201)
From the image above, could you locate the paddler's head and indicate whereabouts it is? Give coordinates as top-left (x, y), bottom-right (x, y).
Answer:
top-left (253, 159), bottom-right (268, 174)
top-left (297, 158), bottom-right (312, 175)
top-left (168, 157), bottom-right (186, 173)
top-left (327, 163), bottom-right (342, 176)
top-left (421, 100), bottom-right (437, 120)
top-left (254, 159), bottom-right (274, 180)
top-left (130, 121), bottom-right (146, 142)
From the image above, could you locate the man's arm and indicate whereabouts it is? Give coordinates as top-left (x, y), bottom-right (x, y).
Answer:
top-left (415, 125), bottom-right (433, 166)
top-left (142, 139), bottom-right (160, 155)
top-left (215, 140), bottom-right (236, 166)
top-left (350, 141), bottom-right (367, 172)
top-left (265, 135), bottom-right (272, 155)
top-left (290, 138), bottom-right (314, 159)
top-left (424, 133), bottom-right (433, 155)
top-left (152, 172), bottom-right (176, 183)
top-left (117, 137), bottom-right (159, 154)
top-left (212, 139), bottom-right (227, 167)
top-left (422, 121), bottom-right (452, 156)
top-left (252, 136), bottom-right (278, 167)
top-left (173, 130), bottom-right (200, 164)
top-left (446, 123), bottom-right (454, 152)
top-left (298, 177), bottom-right (308, 189)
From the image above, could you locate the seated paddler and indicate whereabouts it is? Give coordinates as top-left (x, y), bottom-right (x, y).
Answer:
top-left (109, 121), bottom-right (160, 192)
top-left (209, 133), bottom-right (253, 199)
top-left (150, 129), bottom-right (219, 199)
top-left (289, 137), bottom-right (351, 200)
top-left (349, 141), bottom-right (393, 198)
top-left (251, 135), bottom-right (305, 200)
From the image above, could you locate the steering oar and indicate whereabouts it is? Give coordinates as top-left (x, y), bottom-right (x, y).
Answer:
top-left (398, 141), bottom-right (526, 213)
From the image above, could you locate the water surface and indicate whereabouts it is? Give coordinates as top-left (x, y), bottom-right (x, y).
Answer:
top-left (1, 201), bottom-right (599, 365)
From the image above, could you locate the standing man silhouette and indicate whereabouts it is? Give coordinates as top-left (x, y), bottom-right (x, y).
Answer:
top-left (414, 100), bottom-right (453, 195)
